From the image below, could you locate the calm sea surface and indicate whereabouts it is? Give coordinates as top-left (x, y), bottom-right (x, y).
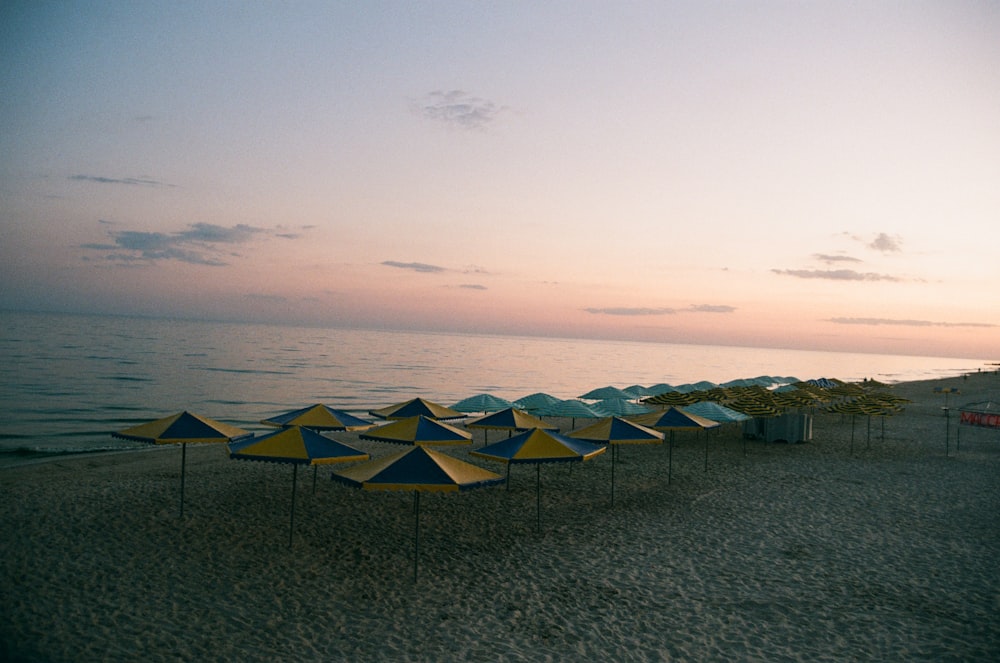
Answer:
top-left (0, 310), bottom-right (991, 462)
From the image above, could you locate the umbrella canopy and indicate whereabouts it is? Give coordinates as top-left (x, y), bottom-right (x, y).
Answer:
top-left (592, 398), bottom-right (652, 417)
top-left (682, 401), bottom-right (752, 424)
top-left (450, 393), bottom-right (514, 413)
top-left (512, 392), bottom-right (561, 413)
top-left (623, 385), bottom-right (654, 398)
top-left (228, 426), bottom-right (369, 546)
top-left (465, 407), bottom-right (557, 436)
top-left (569, 416), bottom-right (665, 445)
top-left (360, 415), bottom-right (472, 446)
top-left (113, 411), bottom-right (252, 517)
top-left (533, 399), bottom-right (604, 427)
top-left (260, 403), bottom-right (375, 431)
top-left (471, 428), bottom-right (606, 531)
top-left (629, 407), bottom-right (720, 483)
top-left (578, 385), bottom-right (633, 400)
top-left (332, 446), bottom-right (504, 580)
top-left (368, 398), bottom-right (465, 421)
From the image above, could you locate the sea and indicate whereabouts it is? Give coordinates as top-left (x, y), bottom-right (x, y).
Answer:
top-left (0, 310), bottom-right (992, 464)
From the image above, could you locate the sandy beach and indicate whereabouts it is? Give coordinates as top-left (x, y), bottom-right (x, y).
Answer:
top-left (2, 373), bottom-right (999, 662)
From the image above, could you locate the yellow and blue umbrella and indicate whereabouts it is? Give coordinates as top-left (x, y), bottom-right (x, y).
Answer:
top-left (368, 397), bottom-right (465, 421)
top-left (471, 428), bottom-right (606, 531)
top-left (332, 446), bottom-right (504, 581)
top-left (360, 415), bottom-right (472, 446)
top-left (465, 407), bottom-right (557, 444)
top-left (229, 426), bottom-right (369, 547)
top-left (568, 416), bottom-right (664, 506)
top-left (261, 403), bottom-right (375, 431)
top-left (629, 407), bottom-right (720, 483)
top-left (112, 411), bottom-right (252, 517)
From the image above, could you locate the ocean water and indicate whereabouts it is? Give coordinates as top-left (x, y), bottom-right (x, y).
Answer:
top-left (0, 310), bottom-right (990, 462)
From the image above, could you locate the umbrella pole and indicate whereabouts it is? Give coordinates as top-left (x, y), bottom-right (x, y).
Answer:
top-left (611, 444), bottom-right (616, 507)
top-left (289, 465), bottom-right (298, 549)
top-left (704, 433), bottom-right (709, 472)
top-left (866, 416), bottom-right (871, 450)
top-left (413, 492), bottom-right (420, 582)
top-left (536, 464), bottom-right (541, 533)
top-left (179, 443), bottom-right (187, 518)
top-left (668, 432), bottom-right (673, 485)
top-left (850, 415), bottom-right (855, 455)
top-left (506, 463), bottom-right (511, 491)
top-left (312, 465), bottom-right (318, 494)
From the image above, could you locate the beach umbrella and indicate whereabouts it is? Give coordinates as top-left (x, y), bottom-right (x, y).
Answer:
top-left (471, 428), bottom-right (606, 531)
top-left (623, 385), bottom-right (654, 398)
top-left (642, 391), bottom-right (699, 407)
top-left (591, 398), bottom-right (652, 417)
top-left (331, 446), bottom-right (504, 581)
top-left (682, 401), bottom-right (751, 425)
top-left (261, 403), bottom-right (375, 431)
top-left (360, 415), bottom-right (472, 446)
top-left (450, 393), bottom-right (514, 414)
top-left (533, 399), bottom-right (605, 427)
top-left (228, 426), bottom-right (368, 547)
top-left (368, 397), bottom-right (465, 421)
top-left (465, 407), bottom-right (557, 444)
top-left (578, 385), bottom-right (633, 400)
top-left (512, 392), bottom-right (561, 414)
top-left (629, 407), bottom-right (720, 482)
top-left (112, 411), bottom-right (252, 517)
top-left (825, 400), bottom-right (868, 454)
top-left (568, 416), bottom-right (663, 506)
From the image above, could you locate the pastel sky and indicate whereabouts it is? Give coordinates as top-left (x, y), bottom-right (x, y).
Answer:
top-left (2, 1), bottom-right (998, 359)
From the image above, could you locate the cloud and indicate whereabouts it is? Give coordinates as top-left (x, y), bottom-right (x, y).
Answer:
top-left (585, 307), bottom-right (678, 316)
top-left (414, 90), bottom-right (503, 130)
top-left (813, 253), bottom-right (862, 264)
top-left (381, 260), bottom-right (447, 273)
top-left (772, 269), bottom-right (900, 282)
top-left (70, 174), bottom-right (173, 188)
top-left (585, 305), bottom-right (735, 316)
top-left (459, 284), bottom-right (487, 290)
top-left (827, 317), bottom-right (996, 329)
top-left (688, 304), bottom-right (737, 313)
top-left (82, 222), bottom-right (288, 266)
top-left (869, 233), bottom-right (902, 253)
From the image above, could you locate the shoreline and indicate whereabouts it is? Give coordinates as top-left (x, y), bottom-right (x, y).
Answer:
top-left (3, 372), bottom-right (999, 661)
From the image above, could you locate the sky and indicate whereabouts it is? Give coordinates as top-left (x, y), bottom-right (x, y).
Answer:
top-left (1, 1), bottom-right (998, 360)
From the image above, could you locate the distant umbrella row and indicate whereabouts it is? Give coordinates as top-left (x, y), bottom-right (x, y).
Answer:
top-left (111, 378), bottom-right (908, 580)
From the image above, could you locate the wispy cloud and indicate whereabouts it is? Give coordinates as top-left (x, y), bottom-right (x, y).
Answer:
top-left (414, 90), bottom-right (503, 131)
top-left (813, 253), bottom-right (862, 264)
top-left (82, 222), bottom-right (294, 266)
top-left (828, 317), bottom-right (996, 328)
top-left (459, 284), bottom-right (487, 290)
top-left (772, 269), bottom-right (900, 282)
top-left (688, 304), bottom-right (737, 313)
top-left (70, 174), bottom-right (174, 188)
top-left (585, 305), bottom-right (735, 316)
top-left (381, 260), bottom-right (447, 273)
top-left (869, 232), bottom-right (902, 253)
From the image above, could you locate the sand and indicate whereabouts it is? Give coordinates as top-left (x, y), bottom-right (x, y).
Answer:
top-left (2, 373), bottom-right (999, 662)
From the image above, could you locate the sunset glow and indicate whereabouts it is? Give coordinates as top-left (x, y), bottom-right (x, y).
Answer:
top-left (2, 2), bottom-right (997, 359)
